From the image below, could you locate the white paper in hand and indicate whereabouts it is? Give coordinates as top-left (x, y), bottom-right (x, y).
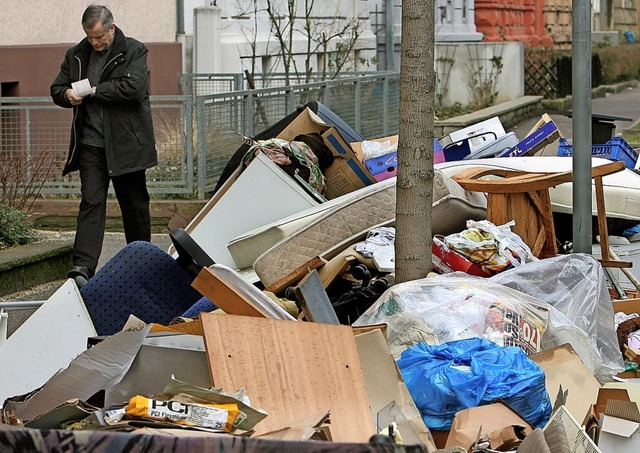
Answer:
top-left (72, 78), bottom-right (92, 97)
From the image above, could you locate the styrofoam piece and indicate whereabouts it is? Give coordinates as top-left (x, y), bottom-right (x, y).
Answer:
top-left (0, 310), bottom-right (7, 345)
top-left (0, 279), bottom-right (96, 404)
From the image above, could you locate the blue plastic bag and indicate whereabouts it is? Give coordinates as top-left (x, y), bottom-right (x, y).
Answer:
top-left (397, 337), bottom-right (551, 430)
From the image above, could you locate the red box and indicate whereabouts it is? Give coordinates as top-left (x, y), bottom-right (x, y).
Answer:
top-left (432, 236), bottom-right (492, 277)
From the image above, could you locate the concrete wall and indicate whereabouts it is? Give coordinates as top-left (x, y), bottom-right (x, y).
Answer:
top-left (0, 0), bottom-right (176, 45)
top-left (436, 42), bottom-right (524, 107)
top-left (0, 43), bottom-right (183, 97)
top-left (0, 1), bottom-right (181, 96)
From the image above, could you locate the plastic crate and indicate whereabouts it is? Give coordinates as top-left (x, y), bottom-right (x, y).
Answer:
top-left (557, 137), bottom-right (639, 168)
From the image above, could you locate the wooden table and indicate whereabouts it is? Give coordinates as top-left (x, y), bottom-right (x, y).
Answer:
top-left (452, 160), bottom-right (628, 267)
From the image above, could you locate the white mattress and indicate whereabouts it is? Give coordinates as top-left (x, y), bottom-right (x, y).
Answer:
top-left (227, 178), bottom-right (397, 270)
top-left (253, 170), bottom-right (487, 287)
top-left (436, 156), bottom-right (640, 220)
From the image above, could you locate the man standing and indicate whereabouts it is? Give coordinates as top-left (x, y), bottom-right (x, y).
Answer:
top-left (51, 5), bottom-right (157, 281)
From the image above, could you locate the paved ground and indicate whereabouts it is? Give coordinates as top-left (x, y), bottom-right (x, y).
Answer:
top-left (510, 84), bottom-right (640, 144)
top-left (2, 233), bottom-right (172, 336)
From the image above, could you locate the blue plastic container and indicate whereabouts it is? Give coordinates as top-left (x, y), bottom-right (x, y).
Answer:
top-left (557, 137), bottom-right (639, 168)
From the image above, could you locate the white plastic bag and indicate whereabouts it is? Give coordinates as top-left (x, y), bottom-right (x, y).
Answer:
top-left (443, 220), bottom-right (537, 273)
top-left (354, 257), bottom-right (623, 383)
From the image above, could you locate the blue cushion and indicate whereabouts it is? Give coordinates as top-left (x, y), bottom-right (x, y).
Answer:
top-left (80, 241), bottom-right (206, 336)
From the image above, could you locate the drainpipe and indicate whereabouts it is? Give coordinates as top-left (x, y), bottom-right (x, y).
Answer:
top-left (385, 0), bottom-right (395, 71)
top-left (177, 0), bottom-right (185, 35)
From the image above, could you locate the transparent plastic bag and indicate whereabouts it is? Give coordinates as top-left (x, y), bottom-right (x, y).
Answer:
top-left (489, 253), bottom-right (623, 382)
top-left (354, 258), bottom-right (624, 382)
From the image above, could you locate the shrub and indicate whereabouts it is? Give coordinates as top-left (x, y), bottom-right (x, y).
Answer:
top-left (594, 44), bottom-right (640, 84)
top-left (0, 204), bottom-right (36, 250)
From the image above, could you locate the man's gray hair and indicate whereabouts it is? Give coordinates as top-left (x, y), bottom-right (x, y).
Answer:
top-left (82, 5), bottom-right (114, 30)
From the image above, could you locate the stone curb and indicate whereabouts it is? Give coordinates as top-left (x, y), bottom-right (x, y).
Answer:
top-left (434, 96), bottom-right (544, 137)
top-left (0, 240), bottom-right (73, 296)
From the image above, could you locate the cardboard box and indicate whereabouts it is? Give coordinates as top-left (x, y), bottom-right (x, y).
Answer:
top-left (445, 402), bottom-right (532, 451)
top-left (275, 106), bottom-right (378, 198)
top-left (499, 114), bottom-right (561, 158)
top-left (276, 107), bottom-right (330, 140)
top-left (597, 397), bottom-right (640, 451)
top-left (582, 387), bottom-right (636, 447)
top-left (350, 135), bottom-right (397, 162)
top-left (322, 128), bottom-right (376, 199)
top-left (3, 325), bottom-right (151, 424)
top-left (439, 116), bottom-right (506, 158)
top-left (432, 235), bottom-right (492, 277)
top-left (613, 298), bottom-right (640, 316)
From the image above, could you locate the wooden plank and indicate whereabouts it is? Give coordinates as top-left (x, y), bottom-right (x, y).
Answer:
top-left (192, 267), bottom-right (266, 318)
top-left (200, 313), bottom-right (376, 442)
top-left (599, 260), bottom-right (633, 269)
top-left (264, 256), bottom-right (326, 295)
top-left (317, 255), bottom-right (356, 289)
top-left (594, 175), bottom-right (611, 261)
top-left (192, 266), bottom-right (295, 319)
top-left (294, 270), bottom-right (340, 324)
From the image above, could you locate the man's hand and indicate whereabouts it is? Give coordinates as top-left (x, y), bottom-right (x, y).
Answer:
top-left (65, 88), bottom-right (84, 106)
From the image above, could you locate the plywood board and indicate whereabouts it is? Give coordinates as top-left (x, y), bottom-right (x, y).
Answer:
top-left (200, 313), bottom-right (375, 442)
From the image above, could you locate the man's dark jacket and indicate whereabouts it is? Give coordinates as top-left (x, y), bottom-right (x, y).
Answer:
top-left (50, 26), bottom-right (157, 177)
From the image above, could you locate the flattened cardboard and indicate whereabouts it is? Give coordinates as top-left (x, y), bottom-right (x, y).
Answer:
top-left (530, 344), bottom-right (601, 423)
top-left (444, 402), bottom-right (532, 450)
top-left (0, 279), bottom-right (96, 405)
top-left (103, 334), bottom-right (211, 409)
top-left (254, 410), bottom-right (331, 441)
top-left (25, 398), bottom-right (99, 430)
top-left (3, 325), bottom-right (151, 423)
top-left (355, 329), bottom-right (437, 450)
top-left (199, 313), bottom-right (375, 443)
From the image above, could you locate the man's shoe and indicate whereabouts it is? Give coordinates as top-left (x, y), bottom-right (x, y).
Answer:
top-left (67, 266), bottom-right (91, 280)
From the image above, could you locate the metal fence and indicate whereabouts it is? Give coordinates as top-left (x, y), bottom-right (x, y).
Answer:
top-left (1, 72), bottom-right (400, 200)
top-left (181, 71), bottom-right (391, 96)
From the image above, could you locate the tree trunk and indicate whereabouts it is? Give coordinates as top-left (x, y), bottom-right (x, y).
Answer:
top-left (394, 0), bottom-right (436, 283)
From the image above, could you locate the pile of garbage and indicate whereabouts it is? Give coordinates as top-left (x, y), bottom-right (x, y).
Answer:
top-left (3, 102), bottom-right (640, 452)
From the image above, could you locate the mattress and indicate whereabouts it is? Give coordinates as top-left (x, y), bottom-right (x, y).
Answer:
top-left (228, 178), bottom-right (397, 270)
top-left (253, 170), bottom-right (487, 287)
top-left (436, 156), bottom-right (640, 220)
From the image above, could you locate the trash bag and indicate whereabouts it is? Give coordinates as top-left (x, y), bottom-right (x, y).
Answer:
top-left (353, 269), bottom-right (624, 382)
top-left (443, 219), bottom-right (537, 273)
top-left (397, 337), bottom-right (552, 431)
top-left (489, 253), bottom-right (624, 383)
